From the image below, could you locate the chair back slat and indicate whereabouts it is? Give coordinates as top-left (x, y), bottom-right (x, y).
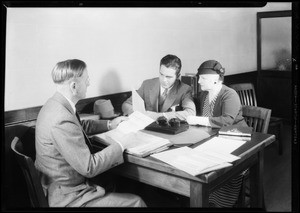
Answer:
top-left (241, 105), bottom-right (271, 134)
top-left (11, 137), bottom-right (49, 207)
top-left (239, 91), bottom-right (246, 105)
top-left (250, 90), bottom-right (257, 106)
top-left (229, 83), bottom-right (257, 107)
top-left (247, 90), bottom-right (254, 106)
top-left (245, 90), bottom-right (250, 105)
top-left (253, 119), bottom-right (259, 132)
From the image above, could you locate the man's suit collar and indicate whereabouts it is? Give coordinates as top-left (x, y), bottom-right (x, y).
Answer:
top-left (160, 80), bottom-right (181, 112)
top-left (149, 78), bottom-right (180, 93)
top-left (52, 92), bottom-right (76, 114)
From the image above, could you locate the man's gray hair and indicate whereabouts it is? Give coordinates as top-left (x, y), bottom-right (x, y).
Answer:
top-left (52, 59), bottom-right (87, 84)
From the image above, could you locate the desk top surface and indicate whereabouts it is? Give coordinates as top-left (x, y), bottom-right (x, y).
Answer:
top-left (109, 127), bottom-right (275, 183)
top-left (91, 125), bottom-right (275, 183)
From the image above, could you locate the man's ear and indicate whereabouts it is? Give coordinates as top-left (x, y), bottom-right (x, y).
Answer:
top-left (70, 81), bottom-right (77, 94)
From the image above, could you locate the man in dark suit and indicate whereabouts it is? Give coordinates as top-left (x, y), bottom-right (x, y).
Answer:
top-left (122, 54), bottom-right (196, 120)
top-left (35, 59), bottom-right (146, 207)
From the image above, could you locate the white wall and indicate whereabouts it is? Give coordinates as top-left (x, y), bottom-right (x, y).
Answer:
top-left (5, 2), bottom-right (291, 111)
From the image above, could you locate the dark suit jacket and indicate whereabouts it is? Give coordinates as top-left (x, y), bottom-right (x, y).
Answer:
top-left (122, 78), bottom-right (196, 120)
top-left (35, 92), bottom-right (123, 207)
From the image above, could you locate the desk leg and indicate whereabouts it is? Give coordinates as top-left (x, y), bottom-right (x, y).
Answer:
top-left (278, 121), bottom-right (283, 155)
top-left (249, 149), bottom-right (265, 209)
top-left (190, 181), bottom-right (209, 207)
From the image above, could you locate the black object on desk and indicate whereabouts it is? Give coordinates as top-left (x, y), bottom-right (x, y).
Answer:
top-left (145, 117), bottom-right (189, 135)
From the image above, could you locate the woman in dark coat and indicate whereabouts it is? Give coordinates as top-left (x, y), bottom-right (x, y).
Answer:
top-left (187, 60), bottom-right (248, 207)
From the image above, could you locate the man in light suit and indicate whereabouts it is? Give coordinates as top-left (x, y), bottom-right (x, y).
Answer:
top-left (35, 59), bottom-right (146, 207)
top-left (122, 54), bottom-right (196, 120)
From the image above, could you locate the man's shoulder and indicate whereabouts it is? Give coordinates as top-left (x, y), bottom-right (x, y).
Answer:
top-left (140, 77), bottom-right (159, 88)
top-left (143, 77), bottom-right (159, 84)
top-left (179, 80), bottom-right (192, 88)
top-left (177, 80), bottom-right (192, 92)
top-left (37, 96), bottom-right (71, 124)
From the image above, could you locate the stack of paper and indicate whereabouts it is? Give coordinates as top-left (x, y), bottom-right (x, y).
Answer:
top-left (94, 129), bottom-right (172, 157)
top-left (193, 136), bottom-right (247, 154)
top-left (151, 146), bottom-right (240, 176)
top-left (120, 131), bottom-right (172, 157)
top-left (151, 136), bottom-right (246, 176)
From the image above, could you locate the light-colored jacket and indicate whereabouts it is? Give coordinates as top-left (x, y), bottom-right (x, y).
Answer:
top-left (122, 78), bottom-right (196, 120)
top-left (35, 92), bottom-right (123, 207)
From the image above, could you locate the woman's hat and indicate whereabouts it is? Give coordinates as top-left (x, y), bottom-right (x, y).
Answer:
top-left (93, 99), bottom-right (120, 119)
top-left (197, 60), bottom-right (225, 76)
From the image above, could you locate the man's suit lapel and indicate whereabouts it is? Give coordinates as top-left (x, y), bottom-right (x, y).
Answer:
top-left (161, 80), bottom-right (179, 112)
top-left (148, 79), bottom-right (160, 112)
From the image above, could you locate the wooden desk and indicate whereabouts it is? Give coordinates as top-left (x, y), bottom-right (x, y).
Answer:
top-left (93, 127), bottom-right (275, 208)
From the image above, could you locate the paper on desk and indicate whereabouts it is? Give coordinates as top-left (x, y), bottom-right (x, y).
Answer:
top-left (117, 111), bottom-right (154, 134)
top-left (94, 111), bottom-right (153, 141)
top-left (193, 136), bottom-right (246, 154)
top-left (151, 146), bottom-right (238, 176)
top-left (132, 88), bottom-right (146, 114)
top-left (122, 131), bottom-right (171, 157)
top-left (95, 129), bottom-right (171, 157)
top-left (193, 149), bottom-right (240, 163)
top-left (93, 109), bottom-right (171, 157)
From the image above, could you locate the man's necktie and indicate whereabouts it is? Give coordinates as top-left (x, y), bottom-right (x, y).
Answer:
top-left (159, 88), bottom-right (168, 112)
top-left (75, 112), bottom-right (95, 154)
top-left (162, 88), bottom-right (168, 101)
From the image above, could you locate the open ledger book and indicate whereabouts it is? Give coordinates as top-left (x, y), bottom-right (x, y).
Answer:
top-left (93, 111), bottom-right (172, 157)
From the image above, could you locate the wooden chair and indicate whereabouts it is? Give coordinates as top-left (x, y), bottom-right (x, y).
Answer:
top-left (10, 137), bottom-right (49, 207)
top-left (236, 105), bottom-right (272, 208)
top-left (229, 83), bottom-right (284, 155)
top-left (242, 105), bottom-right (271, 134)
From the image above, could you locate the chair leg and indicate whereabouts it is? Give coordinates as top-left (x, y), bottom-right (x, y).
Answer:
top-left (235, 170), bottom-right (250, 208)
top-left (236, 180), bottom-right (246, 207)
top-left (278, 122), bottom-right (283, 155)
top-left (269, 120), bottom-right (284, 156)
top-left (262, 193), bottom-right (266, 211)
top-left (244, 177), bottom-right (266, 210)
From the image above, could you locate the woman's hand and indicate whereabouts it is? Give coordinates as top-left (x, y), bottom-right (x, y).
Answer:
top-left (186, 115), bottom-right (210, 126)
top-left (186, 115), bottom-right (201, 125)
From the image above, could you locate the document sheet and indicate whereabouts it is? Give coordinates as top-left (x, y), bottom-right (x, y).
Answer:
top-left (193, 136), bottom-right (247, 154)
top-left (151, 146), bottom-right (239, 176)
top-left (132, 88), bottom-right (146, 114)
top-left (94, 129), bottom-right (171, 157)
top-left (117, 111), bottom-right (154, 134)
top-left (93, 111), bottom-right (171, 157)
top-left (94, 111), bottom-right (154, 144)
top-left (120, 131), bottom-right (171, 157)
